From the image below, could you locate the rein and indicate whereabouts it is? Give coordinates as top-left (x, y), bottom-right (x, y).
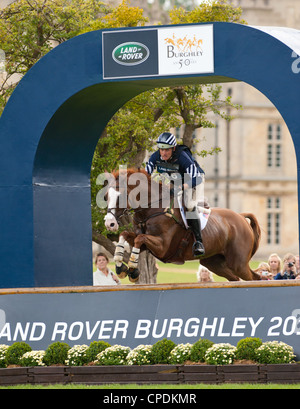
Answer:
top-left (107, 173), bottom-right (185, 230)
top-left (106, 207), bottom-right (134, 223)
top-left (108, 197), bottom-right (184, 230)
top-left (133, 198), bottom-right (182, 227)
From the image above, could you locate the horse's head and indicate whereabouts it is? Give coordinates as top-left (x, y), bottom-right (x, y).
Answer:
top-left (104, 186), bottom-right (122, 232)
top-left (103, 168), bottom-right (158, 231)
top-left (104, 169), bottom-right (134, 232)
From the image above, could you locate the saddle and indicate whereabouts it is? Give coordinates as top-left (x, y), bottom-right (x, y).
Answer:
top-left (177, 193), bottom-right (211, 230)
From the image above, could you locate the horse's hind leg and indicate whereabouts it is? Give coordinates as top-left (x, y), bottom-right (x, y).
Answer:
top-left (224, 246), bottom-right (261, 281)
top-left (201, 255), bottom-right (240, 281)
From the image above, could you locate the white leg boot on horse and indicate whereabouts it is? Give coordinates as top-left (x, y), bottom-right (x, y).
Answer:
top-left (114, 233), bottom-right (140, 281)
top-left (114, 236), bottom-right (129, 278)
top-left (127, 247), bottom-right (141, 282)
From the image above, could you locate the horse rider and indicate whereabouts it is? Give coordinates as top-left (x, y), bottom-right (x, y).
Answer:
top-left (146, 132), bottom-right (205, 257)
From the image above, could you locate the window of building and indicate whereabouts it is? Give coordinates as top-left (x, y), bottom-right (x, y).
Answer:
top-left (267, 124), bottom-right (282, 169)
top-left (267, 196), bottom-right (281, 245)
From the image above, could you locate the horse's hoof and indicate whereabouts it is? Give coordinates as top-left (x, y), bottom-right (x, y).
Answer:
top-left (116, 263), bottom-right (128, 279)
top-left (128, 268), bottom-right (140, 283)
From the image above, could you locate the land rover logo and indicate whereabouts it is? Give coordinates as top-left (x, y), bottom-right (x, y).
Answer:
top-left (112, 42), bottom-right (150, 66)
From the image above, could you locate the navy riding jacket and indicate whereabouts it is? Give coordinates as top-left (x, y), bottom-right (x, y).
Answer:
top-left (146, 147), bottom-right (204, 188)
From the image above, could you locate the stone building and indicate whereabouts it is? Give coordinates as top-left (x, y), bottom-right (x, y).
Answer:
top-left (190, 0), bottom-right (300, 260)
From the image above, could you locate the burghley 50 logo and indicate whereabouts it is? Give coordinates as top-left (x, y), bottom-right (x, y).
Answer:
top-left (158, 25), bottom-right (214, 76)
top-left (112, 42), bottom-right (150, 66)
top-left (165, 33), bottom-right (203, 68)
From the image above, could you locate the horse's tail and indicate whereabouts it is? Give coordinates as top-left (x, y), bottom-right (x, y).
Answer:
top-left (240, 213), bottom-right (261, 257)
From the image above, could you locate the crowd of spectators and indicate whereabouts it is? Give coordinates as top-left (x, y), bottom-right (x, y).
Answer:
top-left (93, 251), bottom-right (300, 285)
top-left (196, 252), bottom-right (300, 283)
top-left (254, 252), bottom-right (300, 281)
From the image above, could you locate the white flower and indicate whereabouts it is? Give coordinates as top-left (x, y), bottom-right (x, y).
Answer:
top-left (0, 344), bottom-right (9, 361)
top-left (95, 345), bottom-right (131, 365)
top-left (21, 350), bottom-right (46, 366)
top-left (169, 343), bottom-right (193, 364)
top-left (65, 344), bottom-right (89, 366)
top-left (256, 341), bottom-right (295, 364)
top-left (205, 343), bottom-right (236, 365)
top-left (127, 345), bottom-right (153, 365)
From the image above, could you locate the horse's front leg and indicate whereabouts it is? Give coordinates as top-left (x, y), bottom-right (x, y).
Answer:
top-left (127, 234), bottom-right (164, 282)
top-left (114, 232), bottom-right (136, 279)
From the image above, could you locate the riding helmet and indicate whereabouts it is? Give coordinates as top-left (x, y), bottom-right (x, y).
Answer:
top-left (156, 132), bottom-right (177, 149)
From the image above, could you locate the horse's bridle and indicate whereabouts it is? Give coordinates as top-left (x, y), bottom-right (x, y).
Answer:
top-left (106, 207), bottom-right (133, 224)
top-left (106, 184), bottom-right (184, 228)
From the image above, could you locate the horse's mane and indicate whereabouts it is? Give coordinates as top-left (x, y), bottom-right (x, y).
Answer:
top-left (112, 168), bottom-right (151, 182)
top-left (111, 167), bottom-right (172, 195)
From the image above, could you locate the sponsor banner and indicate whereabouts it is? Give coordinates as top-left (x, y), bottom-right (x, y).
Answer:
top-left (158, 25), bottom-right (214, 76)
top-left (0, 286), bottom-right (300, 358)
top-left (102, 25), bottom-right (214, 79)
top-left (102, 29), bottom-right (158, 79)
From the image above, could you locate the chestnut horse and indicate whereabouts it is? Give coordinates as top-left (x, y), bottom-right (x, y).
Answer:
top-left (104, 168), bottom-right (261, 282)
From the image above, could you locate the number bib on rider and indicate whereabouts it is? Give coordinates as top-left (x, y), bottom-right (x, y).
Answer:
top-left (156, 161), bottom-right (181, 180)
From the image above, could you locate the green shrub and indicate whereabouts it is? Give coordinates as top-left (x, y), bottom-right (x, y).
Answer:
top-left (95, 345), bottom-right (131, 365)
top-left (205, 343), bottom-right (236, 365)
top-left (43, 342), bottom-right (70, 366)
top-left (190, 339), bottom-right (214, 362)
top-left (236, 337), bottom-right (262, 361)
top-left (168, 343), bottom-right (193, 364)
top-left (85, 341), bottom-right (111, 363)
top-left (255, 341), bottom-right (296, 364)
top-left (5, 342), bottom-right (32, 366)
top-left (151, 338), bottom-right (176, 364)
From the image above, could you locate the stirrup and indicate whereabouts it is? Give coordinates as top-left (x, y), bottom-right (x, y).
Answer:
top-left (193, 241), bottom-right (205, 257)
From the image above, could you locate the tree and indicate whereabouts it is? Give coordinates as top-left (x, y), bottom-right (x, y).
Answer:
top-left (0, 0), bottom-right (147, 114)
top-left (169, 0), bottom-right (246, 25)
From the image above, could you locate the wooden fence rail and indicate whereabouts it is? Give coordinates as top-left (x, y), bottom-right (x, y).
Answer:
top-left (1, 364), bottom-right (300, 385)
top-left (0, 280), bottom-right (299, 295)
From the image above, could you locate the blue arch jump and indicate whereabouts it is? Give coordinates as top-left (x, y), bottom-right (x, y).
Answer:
top-left (0, 22), bottom-right (300, 288)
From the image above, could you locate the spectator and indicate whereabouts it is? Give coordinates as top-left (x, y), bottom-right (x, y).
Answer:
top-left (295, 255), bottom-right (300, 275)
top-left (274, 253), bottom-right (297, 280)
top-left (254, 262), bottom-right (272, 280)
top-left (267, 253), bottom-right (282, 279)
top-left (93, 252), bottom-right (120, 286)
top-left (197, 265), bottom-right (214, 283)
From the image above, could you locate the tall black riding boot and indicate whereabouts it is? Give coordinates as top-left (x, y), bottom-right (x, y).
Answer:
top-left (187, 214), bottom-right (205, 257)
